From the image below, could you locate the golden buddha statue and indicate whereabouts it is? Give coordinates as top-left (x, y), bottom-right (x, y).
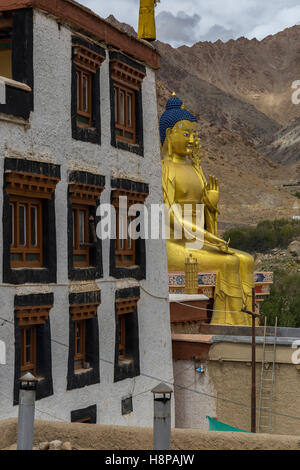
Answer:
top-left (160, 94), bottom-right (254, 326)
top-left (138, 0), bottom-right (159, 41)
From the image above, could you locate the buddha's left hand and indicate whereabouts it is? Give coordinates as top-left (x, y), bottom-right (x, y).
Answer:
top-left (205, 175), bottom-right (219, 208)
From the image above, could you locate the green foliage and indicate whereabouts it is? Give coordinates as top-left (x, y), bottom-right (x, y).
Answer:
top-left (260, 270), bottom-right (300, 328)
top-left (295, 192), bottom-right (300, 199)
top-left (223, 219), bottom-right (300, 253)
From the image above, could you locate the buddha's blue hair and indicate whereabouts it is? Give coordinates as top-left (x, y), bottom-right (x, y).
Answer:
top-left (159, 95), bottom-right (197, 145)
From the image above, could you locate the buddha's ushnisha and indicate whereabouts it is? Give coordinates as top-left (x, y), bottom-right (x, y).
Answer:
top-left (160, 94), bottom-right (254, 326)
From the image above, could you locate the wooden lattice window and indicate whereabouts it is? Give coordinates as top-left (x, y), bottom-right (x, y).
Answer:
top-left (112, 189), bottom-right (148, 268)
top-left (73, 44), bottom-right (105, 128)
top-left (9, 197), bottom-right (43, 268)
top-left (114, 85), bottom-right (136, 144)
top-left (21, 326), bottom-right (36, 375)
top-left (74, 319), bottom-right (86, 370)
top-left (69, 181), bottom-right (104, 268)
top-left (111, 59), bottom-right (145, 145)
top-left (76, 68), bottom-right (93, 127)
top-left (17, 303), bottom-right (52, 376)
top-left (6, 170), bottom-right (60, 269)
top-left (116, 297), bottom-right (139, 361)
top-left (70, 300), bottom-right (100, 370)
top-left (0, 14), bottom-right (12, 79)
top-left (72, 205), bottom-right (90, 267)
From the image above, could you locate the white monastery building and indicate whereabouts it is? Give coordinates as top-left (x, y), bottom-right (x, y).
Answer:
top-left (0, 0), bottom-right (173, 425)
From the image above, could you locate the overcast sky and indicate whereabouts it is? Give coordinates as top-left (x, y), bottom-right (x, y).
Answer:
top-left (80, 0), bottom-right (300, 47)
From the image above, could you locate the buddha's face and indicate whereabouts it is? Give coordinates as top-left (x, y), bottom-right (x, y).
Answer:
top-left (166, 120), bottom-right (197, 157)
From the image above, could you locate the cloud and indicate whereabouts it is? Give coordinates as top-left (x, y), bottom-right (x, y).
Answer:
top-left (156, 11), bottom-right (201, 46)
top-left (200, 25), bottom-right (235, 43)
top-left (78, 0), bottom-right (300, 46)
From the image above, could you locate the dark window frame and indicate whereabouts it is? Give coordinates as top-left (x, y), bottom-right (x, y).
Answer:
top-left (71, 404), bottom-right (97, 424)
top-left (13, 293), bottom-right (54, 405)
top-left (71, 37), bottom-right (105, 145)
top-left (67, 291), bottom-right (100, 391)
top-left (110, 178), bottom-right (148, 280)
top-left (109, 51), bottom-right (145, 157)
top-left (0, 9), bottom-right (34, 120)
top-left (3, 158), bottom-right (60, 285)
top-left (68, 171), bottom-right (104, 281)
top-left (114, 287), bottom-right (140, 383)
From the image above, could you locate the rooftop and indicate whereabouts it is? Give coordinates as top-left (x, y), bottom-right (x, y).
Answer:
top-left (0, 0), bottom-right (159, 69)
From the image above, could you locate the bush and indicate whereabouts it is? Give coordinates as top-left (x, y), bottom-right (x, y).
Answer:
top-left (260, 271), bottom-right (300, 328)
top-left (223, 219), bottom-right (300, 253)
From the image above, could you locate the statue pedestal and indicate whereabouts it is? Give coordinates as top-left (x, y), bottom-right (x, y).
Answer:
top-left (169, 271), bottom-right (273, 315)
top-left (169, 294), bottom-right (209, 324)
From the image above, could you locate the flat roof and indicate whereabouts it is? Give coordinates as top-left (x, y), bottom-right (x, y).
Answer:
top-left (0, 0), bottom-right (160, 69)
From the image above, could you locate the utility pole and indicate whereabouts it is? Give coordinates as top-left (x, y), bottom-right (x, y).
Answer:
top-left (242, 288), bottom-right (263, 434)
top-left (17, 372), bottom-right (38, 450)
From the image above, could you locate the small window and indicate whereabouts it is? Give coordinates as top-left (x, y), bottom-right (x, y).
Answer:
top-left (68, 177), bottom-right (104, 276)
top-left (71, 405), bottom-right (97, 424)
top-left (72, 40), bottom-right (105, 142)
top-left (0, 14), bottom-right (12, 79)
top-left (115, 210), bottom-right (136, 267)
top-left (116, 296), bottom-right (139, 364)
top-left (9, 197), bottom-right (43, 268)
top-left (72, 205), bottom-right (90, 267)
top-left (114, 85), bottom-right (136, 144)
top-left (74, 319), bottom-right (86, 370)
top-left (114, 290), bottom-right (140, 383)
top-left (76, 68), bottom-right (93, 128)
top-left (15, 298), bottom-right (54, 403)
top-left (21, 325), bottom-right (36, 375)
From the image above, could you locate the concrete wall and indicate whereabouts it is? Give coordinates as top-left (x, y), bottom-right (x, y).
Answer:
top-left (174, 343), bottom-right (300, 435)
top-left (0, 10), bottom-right (173, 426)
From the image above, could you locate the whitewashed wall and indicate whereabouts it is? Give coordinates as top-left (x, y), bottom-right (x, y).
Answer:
top-left (0, 10), bottom-right (174, 427)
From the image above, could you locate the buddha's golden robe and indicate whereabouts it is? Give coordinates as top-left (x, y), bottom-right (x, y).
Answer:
top-left (138, 0), bottom-right (156, 41)
top-left (162, 158), bottom-right (254, 326)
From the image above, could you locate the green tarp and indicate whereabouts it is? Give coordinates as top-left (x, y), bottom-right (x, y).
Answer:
top-left (207, 416), bottom-right (250, 433)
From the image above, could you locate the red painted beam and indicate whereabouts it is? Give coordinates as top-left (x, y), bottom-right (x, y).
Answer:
top-left (0, 0), bottom-right (160, 69)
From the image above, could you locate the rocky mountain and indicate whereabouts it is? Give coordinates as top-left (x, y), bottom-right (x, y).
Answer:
top-left (107, 16), bottom-right (300, 225)
top-left (156, 40), bottom-right (280, 146)
top-left (176, 26), bottom-right (300, 126)
top-left (258, 116), bottom-right (300, 165)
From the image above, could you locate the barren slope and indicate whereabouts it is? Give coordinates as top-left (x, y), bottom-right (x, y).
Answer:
top-left (258, 116), bottom-right (300, 165)
top-left (178, 26), bottom-right (300, 126)
top-left (156, 41), bottom-right (280, 146)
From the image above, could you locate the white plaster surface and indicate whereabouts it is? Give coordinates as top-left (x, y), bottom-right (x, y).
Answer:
top-left (173, 360), bottom-right (216, 430)
top-left (0, 80), bottom-right (5, 105)
top-left (0, 10), bottom-right (174, 427)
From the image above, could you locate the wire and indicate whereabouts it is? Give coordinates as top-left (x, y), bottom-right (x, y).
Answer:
top-left (1, 312), bottom-right (299, 424)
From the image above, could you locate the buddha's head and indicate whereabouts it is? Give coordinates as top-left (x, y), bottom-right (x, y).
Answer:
top-left (159, 93), bottom-right (197, 159)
